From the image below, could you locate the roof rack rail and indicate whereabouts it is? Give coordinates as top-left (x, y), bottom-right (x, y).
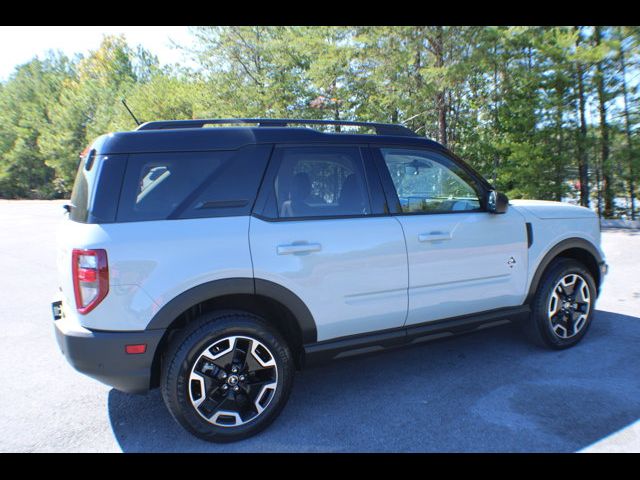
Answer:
top-left (135, 118), bottom-right (419, 137)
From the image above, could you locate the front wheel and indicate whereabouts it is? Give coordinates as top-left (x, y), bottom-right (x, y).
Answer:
top-left (160, 311), bottom-right (294, 442)
top-left (523, 258), bottom-right (597, 349)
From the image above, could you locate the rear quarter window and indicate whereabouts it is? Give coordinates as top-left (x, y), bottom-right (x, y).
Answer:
top-left (69, 151), bottom-right (126, 223)
top-left (116, 145), bottom-right (271, 222)
top-left (69, 158), bottom-right (91, 222)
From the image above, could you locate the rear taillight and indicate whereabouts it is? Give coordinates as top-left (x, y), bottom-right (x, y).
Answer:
top-left (72, 249), bottom-right (109, 314)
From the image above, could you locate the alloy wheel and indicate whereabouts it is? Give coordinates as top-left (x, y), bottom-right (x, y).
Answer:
top-left (547, 274), bottom-right (591, 339)
top-left (188, 335), bottom-right (278, 427)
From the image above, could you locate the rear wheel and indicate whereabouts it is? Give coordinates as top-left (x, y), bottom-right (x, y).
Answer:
top-left (161, 311), bottom-right (294, 442)
top-left (523, 258), bottom-right (596, 349)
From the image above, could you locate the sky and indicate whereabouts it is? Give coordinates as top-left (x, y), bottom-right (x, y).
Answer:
top-left (0, 26), bottom-right (196, 80)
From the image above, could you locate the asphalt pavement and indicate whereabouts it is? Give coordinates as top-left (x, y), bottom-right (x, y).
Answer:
top-left (0, 200), bottom-right (638, 452)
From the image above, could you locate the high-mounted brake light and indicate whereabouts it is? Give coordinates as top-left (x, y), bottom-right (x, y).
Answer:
top-left (72, 249), bottom-right (109, 314)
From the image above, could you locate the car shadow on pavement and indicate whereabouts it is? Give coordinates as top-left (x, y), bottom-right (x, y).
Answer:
top-left (108, 309), bottom-right (640, 452)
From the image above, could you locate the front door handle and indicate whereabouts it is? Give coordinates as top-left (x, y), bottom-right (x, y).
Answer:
top-left (277, 243), bottom-right (322, 255)
top-left (418, 231), bottom-right (452, 242)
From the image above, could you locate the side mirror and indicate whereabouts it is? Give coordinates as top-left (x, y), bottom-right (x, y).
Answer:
top-left (487, 190), bottom-right (509, 214)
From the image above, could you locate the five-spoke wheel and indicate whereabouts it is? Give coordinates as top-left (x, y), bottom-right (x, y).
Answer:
top-left (189, 336), bottom-right (278, 427)
top-left (524, 258), bottom-right (596, 349)
top-left (547, 274), bottom-right (591, 339)
top-left (161, 312), bottom-right (294, 442)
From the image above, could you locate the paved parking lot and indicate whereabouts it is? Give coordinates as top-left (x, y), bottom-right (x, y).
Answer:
top-left (0, 200), bottom-right (638, 452)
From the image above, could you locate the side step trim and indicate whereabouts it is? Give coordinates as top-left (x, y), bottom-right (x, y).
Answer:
top-left (303, 305), bottom-right (531, 367)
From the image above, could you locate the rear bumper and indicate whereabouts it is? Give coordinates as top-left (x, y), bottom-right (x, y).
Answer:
top-left (53, 305), bottom-right (165, 394)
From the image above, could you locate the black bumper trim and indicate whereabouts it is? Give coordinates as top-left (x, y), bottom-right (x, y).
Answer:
top-left (54, 321), bottom-right (165, 394)
top-left (599, 260), bottom-right (609, 278)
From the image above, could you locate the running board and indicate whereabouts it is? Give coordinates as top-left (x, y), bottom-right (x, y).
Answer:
top-left (303, 305), bottom-right (531, 367)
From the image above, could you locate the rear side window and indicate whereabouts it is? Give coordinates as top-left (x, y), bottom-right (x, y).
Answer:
top-left (273, 146), bottom-right (371, 219)
top-left (116, 145), bottom-right (271, 222)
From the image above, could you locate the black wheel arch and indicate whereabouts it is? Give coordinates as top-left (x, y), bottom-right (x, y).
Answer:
top-left (525, 237), bottom-right (604, 305)
top-left (147, 278), bottom-right (317, 388)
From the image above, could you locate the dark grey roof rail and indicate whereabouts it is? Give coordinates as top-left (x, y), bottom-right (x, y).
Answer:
top-left (135, 118), bottom-right (419, 137)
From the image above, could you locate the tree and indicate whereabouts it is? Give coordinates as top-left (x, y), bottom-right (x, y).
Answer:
top-left (39, 35), bottom-right (155, 192)
top-left (573, 26), bottom-right (591, 208)
top-left (0, 53), bottom-right (72, 198)
top-left (615, 26), bottom-right (638, 219)
top-left (593, 26), bottom-right (615, 217)
top-left (1, 26), bottom-right (638, 211)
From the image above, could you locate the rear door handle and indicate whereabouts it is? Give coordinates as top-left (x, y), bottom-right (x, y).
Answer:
top-left (277, 243), bottom-right (322, 255)
top-left (418, 231), bottom-right (452, 242)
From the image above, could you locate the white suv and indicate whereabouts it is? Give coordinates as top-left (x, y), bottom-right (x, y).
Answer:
top-left (52, 118), bottom-right (608, 442)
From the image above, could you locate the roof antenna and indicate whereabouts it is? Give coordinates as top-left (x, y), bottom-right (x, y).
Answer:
top-left (121, 99), bottom-right (141, 126)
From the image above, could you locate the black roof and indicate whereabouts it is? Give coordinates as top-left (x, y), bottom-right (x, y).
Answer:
top-left (93, 118), bottom-right (445, 155)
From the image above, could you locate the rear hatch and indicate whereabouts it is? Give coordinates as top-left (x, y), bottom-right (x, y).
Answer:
top-left (56, 138), bottom-right (127, 312)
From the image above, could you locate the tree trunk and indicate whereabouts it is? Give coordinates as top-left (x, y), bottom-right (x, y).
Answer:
top-left (412, 27), bottom-right (423, 134)
top-left (555, 75), bottom-right (564, 202)
top-left (575, 26), bottom-right (590, 208)
top-left (591, 102), bottom-right (603, 218)
top-left (331, 79), bottom-right (340, 133)
top-left (618, 30), bottom-right (636, 219)
top-left (492, 42), bottom-right (500, 187)
top-left (594, 26), bottom-right (614, 218)
top-left (434, 26), bottom-right (447, 146)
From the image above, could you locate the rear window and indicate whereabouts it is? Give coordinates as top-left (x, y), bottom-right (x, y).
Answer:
top-left (116, 145), bottom-right (271, 222)
top-left (69, 150), bottom-right (97, 223)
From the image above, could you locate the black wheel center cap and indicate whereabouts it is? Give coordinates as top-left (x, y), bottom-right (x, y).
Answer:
top-left (227, 375), bottom-right (239, 386)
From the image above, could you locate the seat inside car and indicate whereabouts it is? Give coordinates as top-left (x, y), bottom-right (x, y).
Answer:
top-left (337, 173), bottom-right (366, 215)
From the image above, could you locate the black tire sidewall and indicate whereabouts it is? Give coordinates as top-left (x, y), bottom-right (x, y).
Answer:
top-left (161, 311), bottom-right (294, 442)
top-left (531, 259), bottom-right (597, 349)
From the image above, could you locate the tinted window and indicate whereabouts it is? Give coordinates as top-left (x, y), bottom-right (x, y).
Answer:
top-left (69, 154), bottom-right (91, 222)
top-left (69, 151), bottom-right (128, 223)
top-left (69, 149), bottom-right (101, 223)
top-left (274, 146), bottom-right (371, 219)
top-left (116, 145), bottom-right (271, 222)
top-left (380, 148), bottom-right (481, 213)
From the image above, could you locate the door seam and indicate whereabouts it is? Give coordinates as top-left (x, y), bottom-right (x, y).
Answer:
top-left (392, 215), bottom-right (411, 328)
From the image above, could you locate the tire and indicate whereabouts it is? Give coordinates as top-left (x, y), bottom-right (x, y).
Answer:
top-left (523, 258), bottom-right (597, 349)
top-left (160, 310), bottom-right (294, 442)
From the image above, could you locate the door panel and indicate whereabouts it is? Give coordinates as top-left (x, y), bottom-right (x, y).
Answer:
top-left (250, 216), bottom-right (408, 341)
top-left (397, 210), bottom-right (528, 325)
top-left (373, 146), bottom-right (528, 326)
top-left (249, 144), bottom-right (408, 342)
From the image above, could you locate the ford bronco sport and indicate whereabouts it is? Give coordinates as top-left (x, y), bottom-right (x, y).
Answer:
top-left (53, 118), bottom-right (608, 442)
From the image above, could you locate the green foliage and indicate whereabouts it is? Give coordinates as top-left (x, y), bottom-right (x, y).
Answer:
top-left (0, 26), bottom-right (638, 218)
top-left (0, 53), bottom-right (72, 197)
top-left (38, 35), bottom-right (150, 192)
